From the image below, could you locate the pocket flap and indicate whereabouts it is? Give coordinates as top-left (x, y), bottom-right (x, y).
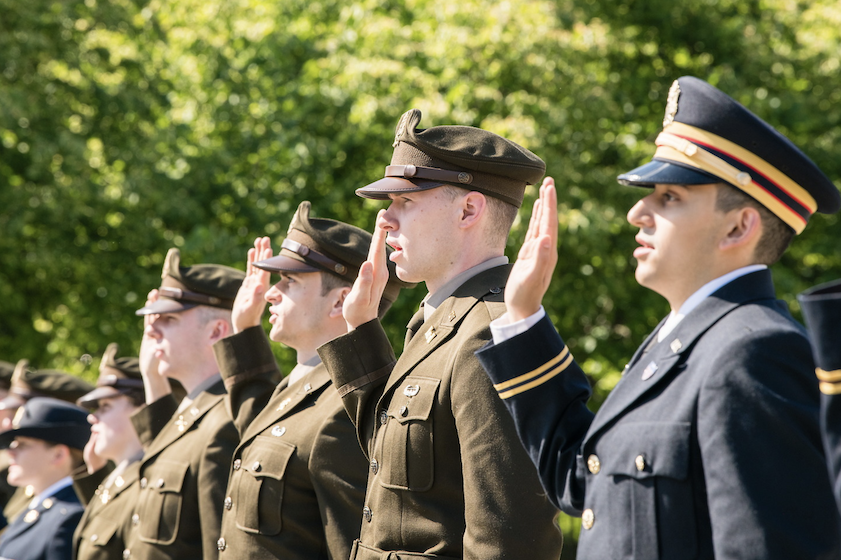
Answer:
top-left (150, 459), bottom-right (189, 493)
top-left (389, 377), bottom-right (440, 424)
top-left (597, 421), bottom-right (691, 480)
top-left (84, 517), bottom-right (119, 547)
top-left (241, 436), bottom-right (296, 480)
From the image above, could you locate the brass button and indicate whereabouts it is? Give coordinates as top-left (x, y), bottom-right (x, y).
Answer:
top-left (635, 455), bottom-right (646, 472)
top-left (224, 497), bottom-right (232, 510)
top-left (363, 506), bottom-right (372, 522)
top-left (582, 508), bottom-right (595, 530)
top-left (139, 477), bottom-right (147, 489)
top-left (123, 549), bottom-right (131, 560)
top-left (156, 478), bottom-right (165, 488)
top-left (131, 513), bottom-right (139, 526)
top-left (91, 534), bottom-right (98, 542)
top-left (233, 459), bottom-right (241, 470)
top-left (379, 410), bottom-right (388, 425)
top-left (586, 454), bottom-right (601, 475)
top-left (252, 461), bottom-right (262, 472)
top-left (217, 537), bottom-right (226, 551)
top-left (370, 460), bottom-right (379, 474)
top-left (399, 406), bottom-right (408, 417)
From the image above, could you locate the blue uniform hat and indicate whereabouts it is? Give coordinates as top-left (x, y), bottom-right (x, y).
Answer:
top-left (618, 76), bottom-right (841, 233)
top-left (0, 397), bottom-right (91, 450)
top-left (798, 279), bottom-right (841, 395)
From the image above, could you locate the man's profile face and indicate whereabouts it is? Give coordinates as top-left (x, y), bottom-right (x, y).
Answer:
top-left (626, 183), bottom-right (727, 303)
top-left (264, 272), bottom-right (335, 350)
top-left (143, 307), bottom-right (209, 381)
top-left (378, 188), bottom-right (462, 285)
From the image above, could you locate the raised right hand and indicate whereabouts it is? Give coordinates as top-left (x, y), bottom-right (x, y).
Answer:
top-left (232, 236), bottom-right (273, 333)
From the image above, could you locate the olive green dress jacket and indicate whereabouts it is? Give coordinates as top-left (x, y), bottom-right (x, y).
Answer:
top-left (73, 462), bottom-right (141, 560)
top-left (123, 380), bottom-right (239, 560)
top-left (212, 326), bottom-right (368, 560)
top-left (317, 265), bottom-right (562, 560)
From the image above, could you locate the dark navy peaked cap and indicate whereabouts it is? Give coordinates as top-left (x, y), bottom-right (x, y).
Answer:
top-left (798, 279), bottom-right (841, 395)
top-left (619, 76), bottom-right (840, 233)
top-left (0, 397), bottom-right (91, 450)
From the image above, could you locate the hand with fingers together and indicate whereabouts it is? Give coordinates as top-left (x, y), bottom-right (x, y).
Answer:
top-left (232, 236), bottom-right (273, 334)
top-left (506, 177), bottom-right (559, 323)
top-left (343, 210), bottom-right (390, 331)
top-left (139, 289), bottom-right (171, 403)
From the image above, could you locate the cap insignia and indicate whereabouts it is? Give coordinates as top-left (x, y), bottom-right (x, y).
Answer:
top-left (663, 80), bottom-right (681, 127)
top-left (12, 406), bottom-right (25, 429)
top-left (393, 112), bottom-right (409, 147)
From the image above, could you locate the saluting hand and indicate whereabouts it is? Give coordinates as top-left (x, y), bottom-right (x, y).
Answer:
top-left (139, 289), bottom-right (171, 403)
top-left (506, 177), bottom-right (559, 322)
top-left (343, 210), bottom-right (389, 331)
top-left (83, 430), bottom-right (108, 474)
top-left (232, 236), bottom-right (273, 334)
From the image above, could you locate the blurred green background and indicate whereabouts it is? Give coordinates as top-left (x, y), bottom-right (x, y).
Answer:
top-left (2, 0), bottom-right (840, 554)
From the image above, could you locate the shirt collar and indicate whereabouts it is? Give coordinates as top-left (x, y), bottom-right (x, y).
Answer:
top-left (287, 355), bottom-right (322, 387)
top-left (424, 256), bottom-right (509, 322)
top-left (657, 264), bottom-right (767, 342)
top-left (28, 476), bottom-right (73, 510)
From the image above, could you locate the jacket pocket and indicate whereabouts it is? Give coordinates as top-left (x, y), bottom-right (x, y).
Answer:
top-left (378, 376), bottom-right (440, 492)
top-left (235, 436), bottom-right (296, 535)
top-left (597, 421), bottom-right (697, 560)
top-left (79, 516), bottom-right (119, 549)
top-left (137, 460), bottom-right (189, 545)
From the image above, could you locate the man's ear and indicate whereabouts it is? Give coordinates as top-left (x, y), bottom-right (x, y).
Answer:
top-left (719, 206), bottom-right (762, 252)
top-left (458, 191), bottom-right (487, 230)
top-left (208, 319), bottom-right (231, 344)
top-left (329, 287), bottom-right (351, 319)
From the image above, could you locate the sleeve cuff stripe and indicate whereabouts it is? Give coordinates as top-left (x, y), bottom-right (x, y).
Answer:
top-left (820, 381), bottom-right (841, 395)
top-left (498, 352), bottom-right (575, 400)
top-left (817, 368), bottom-right (841, 382)
top-left (493, 346), bottom-right (570, 391)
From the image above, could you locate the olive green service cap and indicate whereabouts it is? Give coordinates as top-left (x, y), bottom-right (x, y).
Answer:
top-left (2, 359), bottom-right (94, 407)
top-left (356, 109), bottom-right (546, 208)
top-left (618, 76), bottom-right (841, 234)
top-left (136, 248), bottom-right (246, 315)
top-left (253, 201), bottom-right (415, 304)
top-left (77, 343), bottom-right (145, 409)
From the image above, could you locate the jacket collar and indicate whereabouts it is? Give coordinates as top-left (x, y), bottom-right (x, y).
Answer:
top-left (586, 269), bottom-right (777, 440)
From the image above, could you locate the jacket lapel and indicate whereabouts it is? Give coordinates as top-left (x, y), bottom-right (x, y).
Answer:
top-left (142, 379), bottom-right (226, 460)
top-left (243, 365), bottom-right (332, 441)
top-left (586, 270), bottom-right (777, 440)
top-left (382, 265), bottom-right (510, 397)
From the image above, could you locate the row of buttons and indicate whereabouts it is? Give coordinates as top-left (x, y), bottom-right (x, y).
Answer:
top-left (586, 453), bottom-right (647, 475)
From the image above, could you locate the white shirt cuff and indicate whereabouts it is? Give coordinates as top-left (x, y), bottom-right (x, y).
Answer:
top-left (490, 307), bottom-right (546, 344)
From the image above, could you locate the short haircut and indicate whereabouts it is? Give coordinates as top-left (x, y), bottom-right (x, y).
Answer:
top-left (196, 305), bottom-right (233, 327)
top-left (440, 185), bottom-right (518, 247)
top-left (715, 183), bottom-right (794, 265)
top-left (319, 271), bottom-right (392, 319)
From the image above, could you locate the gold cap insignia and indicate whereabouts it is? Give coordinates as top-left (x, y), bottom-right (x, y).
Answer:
top-left (663, 80), bottom-right (681, 127)
top-left (12, 407), bottom-right (25, 429)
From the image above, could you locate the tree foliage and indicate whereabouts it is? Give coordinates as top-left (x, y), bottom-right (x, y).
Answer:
top-left (2, 0), bottom-right (840, 554)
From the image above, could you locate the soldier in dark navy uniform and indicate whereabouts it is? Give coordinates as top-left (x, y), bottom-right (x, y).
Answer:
top-left (799, 279), bottom-right (841, 518)
top-left (475, 76), bottom-right (841, 559)
top-left (212, 201), bottom-right (412, 560)
top-left (0, 397), bottom-right (90, 560)
top-left (125, 250), bottom-right (243, 560)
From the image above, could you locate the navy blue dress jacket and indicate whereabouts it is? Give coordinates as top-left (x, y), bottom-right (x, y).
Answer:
top-left (0, 485), bottom-right (83, 560)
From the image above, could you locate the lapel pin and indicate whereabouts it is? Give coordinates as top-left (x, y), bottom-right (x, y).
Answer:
top-left (277, 397), bottom-right (292, 411)
top-left (271, 425), bottom-right (286, 437)
top-left (670, 339), bottom-right (682, 353)
top-left (24, 510), bottom-right (39, 523)
top-left (641, 361), bottom-right (658, 381)
top-left (425, 327), bottom-right (437, 343)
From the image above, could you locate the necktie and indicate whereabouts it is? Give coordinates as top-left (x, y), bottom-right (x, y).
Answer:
top-left (404, 307), bottom-right (425, 346)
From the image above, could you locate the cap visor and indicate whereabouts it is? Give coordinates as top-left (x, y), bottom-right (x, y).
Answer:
top-left (253, 254), bottom-right (320, 275)
top-left (76, 386), bottom-right (127, 409)
top-left (0, 425), bottom-right (91, 450)
top-left (617, 159), bottom-right (720, 187)
top-left (356, 177), bottom-right (444, 200)
top-left (135, 298), bottom-right (198, 316)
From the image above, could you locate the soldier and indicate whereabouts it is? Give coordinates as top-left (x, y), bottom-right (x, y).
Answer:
top-left (317, 110), bottom-right (563, 559)
top-left (212, 201), bottom-right (413, 559)
top-left (475, 76), bottom-right (841, 558)
top-left (0, 362), bottom-right (93, 529)
top-left (125, 249), bottom-right (243, 560)
top-left (72, 343), bottom-right (147, 560)
top-left (0, 397), bottom-right (91, 560)
top-left (799, 280), bottom-right (841, 516)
